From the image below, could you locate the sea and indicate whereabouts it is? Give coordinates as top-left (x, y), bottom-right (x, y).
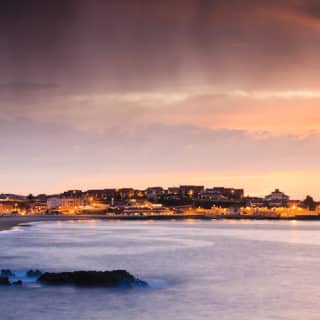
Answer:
top-left (1, 219), bottom-right (320, 320)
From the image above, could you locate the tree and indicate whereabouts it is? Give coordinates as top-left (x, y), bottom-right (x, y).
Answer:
top-left (301, 195), bottom-right (317, 211)
top-left (27, 194), bottom-right (35, 201)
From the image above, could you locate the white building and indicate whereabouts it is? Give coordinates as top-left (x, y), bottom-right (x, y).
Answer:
top-left (265, 189), bottom-right (289, 207)
top-left (47, 197), bottom-right (61, 210)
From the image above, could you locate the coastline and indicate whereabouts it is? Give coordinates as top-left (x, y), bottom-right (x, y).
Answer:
top-left (0, 214), bottom-right (211, 232)
top-left (0, 215), bottom-right (92, 232)
top-left (1, 214), bottom-right (320, 233)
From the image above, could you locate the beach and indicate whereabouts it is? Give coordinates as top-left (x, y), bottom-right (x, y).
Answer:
top-left (1, 213), bottom-right (320, 232)
top-left (0, 214), bottom-right (209, 232)
top-left (0, 215), bottom-right (86, 232)
top-left (0, 215), bottom-right (130, 232)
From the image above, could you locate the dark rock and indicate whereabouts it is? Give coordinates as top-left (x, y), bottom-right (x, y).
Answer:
top-left (1, 269), bottom-right (14, 277)
top-left (12, 280), bottom-right (23, 286)
top-left (26, 269), bottom-right (42, 277)
top-left (0, 277), bottom-right (10, 286)
top-left (38, 270), bottom-right (148, 287)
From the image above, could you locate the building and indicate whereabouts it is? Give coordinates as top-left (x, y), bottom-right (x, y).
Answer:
top-left (60, 198), bottom-right (86, 213)
top-left (29, 201), bottom-right (48, 214)
top-left (145, 187), bottom-right (164, 201)
top-left (265, 189), bottom-right (289, 207)
top-left (86, 189), bottom-right (116, 202)
top-left (163, 187), bottom-right (181, 200)
top-left (118, 188), bottom-right (135, 200)
top-left (0, 200), bottom-right (18, 214)
top-left (245, 197), bottom-right (266, 208)
top-left (0, 199), bottom-right (27, 214)
top-left (134, 190), bottom-right (146, 198)
top-left (201, 187), bottom-right (244, 201)
top-left (168, 187), bottom-right (180, 195)
top-left (35, 194), bottom-right (48, 202)
top-left (196, 187), bottom-right (245, 209)
top-left (61, 190), bottom-right (83, 199)
top-left (179, 185), bottom-right (204, 198)
top-left (200, 189), bottom-right (227, 201)
top-left (127, 199), bottom-right (153, 208)
top-left (123, 200), bottom-right (171, 216)
top-left (47, 197), bottom-right (62, 210)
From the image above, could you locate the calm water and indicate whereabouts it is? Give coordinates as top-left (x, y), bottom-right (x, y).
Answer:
top-left (1, 219), bottom-right (320, 320)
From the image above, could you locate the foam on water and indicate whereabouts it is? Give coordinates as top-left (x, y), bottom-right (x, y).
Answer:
top-left (2, 270), bottom-right (41, 288)
top-left (144, 278), bottom-right (169, 289)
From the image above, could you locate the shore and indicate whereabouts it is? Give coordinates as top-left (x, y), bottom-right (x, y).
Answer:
top-left (1, 213), bottom-right (320, 232)
top-left (0, 214), bottom-right (209, 232)
top-left (0, 215), bottom-right (93, 232)
top-left (0, 214), bottom-right (219, 232)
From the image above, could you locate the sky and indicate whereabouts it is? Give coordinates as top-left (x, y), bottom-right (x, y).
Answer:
top-left (1, 0), bottom-right (320, 198)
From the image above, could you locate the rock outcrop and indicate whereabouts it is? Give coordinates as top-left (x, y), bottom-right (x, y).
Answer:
top-left (38, 270), bottom-right (147, 287)
top-left (11, 280), bottom-right (23, 286)
top-left (26, 270), bottom-right (42, 277)
top-left (1, 269), bottom-right (14, 277)
top-left (0, 277), bottom-right (10, 286)
top-left (0, 269), bottom-right (147, 288)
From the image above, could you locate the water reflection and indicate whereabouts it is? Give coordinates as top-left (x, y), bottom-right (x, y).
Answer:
top-left (0, 220), bottom-right (320, 320)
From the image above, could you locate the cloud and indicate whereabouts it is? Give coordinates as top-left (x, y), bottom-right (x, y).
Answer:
top-left (1, 0), bottom-right (320, 196)
top-left (270, 1), bottom-right (320, 31)
top-left (2, 0), bottom-right (320, 94)
top-left (2, 87), bottom-right (320, 135)
top-left (1, 116), bottom-right (320, 196)
top-left (76, 89), bottom-right (319, 134)
top-left (1, 116), bottom-right (320, 171)
top-left (0, 82), bottom-right (59, 92)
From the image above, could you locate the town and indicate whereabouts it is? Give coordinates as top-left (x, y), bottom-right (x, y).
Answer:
top-left (0, 186), bottom-right (319, 219)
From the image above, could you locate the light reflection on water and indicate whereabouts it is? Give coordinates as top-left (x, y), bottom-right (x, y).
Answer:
top-left (1, 220), bottom-right (320, 320)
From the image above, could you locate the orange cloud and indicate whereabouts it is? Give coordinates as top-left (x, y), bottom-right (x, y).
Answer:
top-left (269, 4), bottom-right (320, 32)
top-left (139, 92), bottom-right (320, 135)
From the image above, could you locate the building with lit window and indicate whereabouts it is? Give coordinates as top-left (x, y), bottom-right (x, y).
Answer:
top-left (179, 185), bottom-right (204, 198)
top-left (265, 189), bottom-right (289, 207)
top-left (145, 187), bottom-right (164, 201)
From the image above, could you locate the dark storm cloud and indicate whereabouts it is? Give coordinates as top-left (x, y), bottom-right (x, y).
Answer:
top-left (295, 0), bottom-right (320, 18)
top-left (1, 0), bottom-right (319, 92)
top-left (0, 82), bottom-right (59, 93)
top-left (0, 1), bottom-right (75, 88)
